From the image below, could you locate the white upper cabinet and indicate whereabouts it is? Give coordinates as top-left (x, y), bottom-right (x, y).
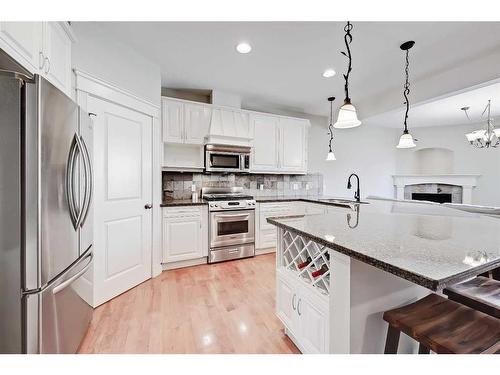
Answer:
top-left (251, 114), bottom-right (279, 171)
top-left (162, 97), bottom-right (211, 145)
top-left (0, 22), bottom-right (73, 96)
top-left (0, 22), bottom-right (43, 72)
top-left (184, 102), bottom-right (211, 145)
top-left (280, 118), bottom-right (307, 172)
top-left (250, 113), bottom-right (309, 174)
top-left (160, 97), bottom-right (309, 173)
top-left (162, 99), bottom-right (184, 143)
top-left (42, 22), bottom-right (72, 95)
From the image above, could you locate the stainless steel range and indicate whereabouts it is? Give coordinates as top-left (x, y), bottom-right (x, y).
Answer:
top-left (202, 187), bottom-right (256, 263)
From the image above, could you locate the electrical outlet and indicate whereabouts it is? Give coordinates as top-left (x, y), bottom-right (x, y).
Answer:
top-left (293, 183), bottom-right (299, 190)
top-left (259, 183), bottom-right (264, 190)
top-left (305, 183), bottom-right (310, 190)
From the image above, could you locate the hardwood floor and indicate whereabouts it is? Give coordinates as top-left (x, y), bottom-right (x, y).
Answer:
top-left (78, 253), bottom-right (300, 354)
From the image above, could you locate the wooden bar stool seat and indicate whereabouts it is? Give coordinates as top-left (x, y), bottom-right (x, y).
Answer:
top-left (444, 276), bottom-right (500, 318)
top-left (383, 293), bottom-right (500, 354)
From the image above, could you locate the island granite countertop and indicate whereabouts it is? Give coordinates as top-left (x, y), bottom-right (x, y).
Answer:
top-left (267, 198), bottom-right (500, 291)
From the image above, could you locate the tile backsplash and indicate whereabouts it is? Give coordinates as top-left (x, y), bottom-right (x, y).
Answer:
top-left (162, 172), bottom-right (324, 201)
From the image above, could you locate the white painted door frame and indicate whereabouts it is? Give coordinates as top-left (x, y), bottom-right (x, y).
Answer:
top-left (75, 70), bottom-right (162, 307)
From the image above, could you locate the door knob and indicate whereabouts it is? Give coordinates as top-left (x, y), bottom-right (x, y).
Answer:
top-left (144, 203), bottom-right (152, 209)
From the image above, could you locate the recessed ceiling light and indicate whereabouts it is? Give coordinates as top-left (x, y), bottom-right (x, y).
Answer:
top-left (236, 42), bottom-right (252, 54)
top-left (323, 69), bottom-right (336, 78)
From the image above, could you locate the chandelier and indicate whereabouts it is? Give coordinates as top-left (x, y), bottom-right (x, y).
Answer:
top-left (463, 100), bottom-right (500, 148)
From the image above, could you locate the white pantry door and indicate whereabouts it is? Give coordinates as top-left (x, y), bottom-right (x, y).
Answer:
top-left (88, 96), bottom-right (153, 306)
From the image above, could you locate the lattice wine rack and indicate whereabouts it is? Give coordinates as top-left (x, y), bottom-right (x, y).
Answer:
top-left (281, 229), bottom-right (330, 295)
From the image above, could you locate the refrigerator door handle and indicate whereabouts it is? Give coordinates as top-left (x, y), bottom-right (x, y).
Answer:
top-left (79, 134), bottom-right (93, 228)
top-left (66, 134), bottom-right (81, 230)
top-left (52, 251), bottom-right (93, 295)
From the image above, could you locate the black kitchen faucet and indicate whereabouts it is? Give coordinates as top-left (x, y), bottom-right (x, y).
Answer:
top-left (347, 173), bottom-right (360, 203)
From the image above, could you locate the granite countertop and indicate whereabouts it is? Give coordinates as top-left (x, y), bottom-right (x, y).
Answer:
top-left (267, 198), bottom-right (500, 291)
top-left (160, 195), bottom-right (355, 207)
top-left (256, 195), bottom-right (359, 206)
top-left (160, 199), bottom-right (207, 207)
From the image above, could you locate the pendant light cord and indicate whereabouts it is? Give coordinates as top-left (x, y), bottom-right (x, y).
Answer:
top-left (403, 48), bottom-right (411, 133)
top-left (341, 22), bottom-right (353, 102)
top-left (328, 99), bottom-right (334, 151)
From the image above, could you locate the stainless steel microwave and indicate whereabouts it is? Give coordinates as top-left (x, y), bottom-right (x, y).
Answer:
top-left (205, 144), bottom-right (251, 173)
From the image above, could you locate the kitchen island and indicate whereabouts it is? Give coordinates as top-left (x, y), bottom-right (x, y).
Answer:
top-left (267, 198), bottom-right (500, 354)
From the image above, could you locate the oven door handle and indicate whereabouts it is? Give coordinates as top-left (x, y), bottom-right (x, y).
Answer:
top-left (215, 213), bottom-right (252, 219)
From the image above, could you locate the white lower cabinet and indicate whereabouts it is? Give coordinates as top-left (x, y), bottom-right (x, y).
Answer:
top-left (276, 269), bottom-right (329, 354)
top-left (162, 206), bottom-right (208, 263)
top-left (276, 273), bottom-right (297, 330)
top-left (299, 289), bottom-right (329, 354)
top-left (256, 202), bottom-right (305, 250)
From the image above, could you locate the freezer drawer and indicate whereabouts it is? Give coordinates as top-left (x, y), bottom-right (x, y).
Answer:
top-left (24, 249), bottom-right (93, 354)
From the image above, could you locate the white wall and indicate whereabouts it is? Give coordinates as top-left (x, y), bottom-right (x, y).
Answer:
top-left (308, 118), bottom-right (397, 199)
top-left (71, 22), bottom-right (161, 105)
top-left (414, 148), bottom-right (454, 174)
top-left (395, 123), bottom-right (500, 206)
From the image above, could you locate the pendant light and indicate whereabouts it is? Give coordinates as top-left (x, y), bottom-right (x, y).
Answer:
top-left (334, 21), bottom-right (361, 129)
top-left (396, 41), bottom-right (417, 149)
top-left (326, 96), bottom-right (336, 161)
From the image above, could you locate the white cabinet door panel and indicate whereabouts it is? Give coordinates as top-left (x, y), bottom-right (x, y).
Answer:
top-left (234, 110), bottom-right (250, 138)
top-left (43, 22), bottom-right (72, 96)
top-left (280, 118), bottom-right (306, 172)
top-left (0, 22), bottom-right (43, 72)
top-left (184, 103), bottom-right (211, 145)
top-left (251, 114), bottom-right (279, 172)
top-left (298, 293), bottom-right (328, 354)
top-left (163, 215), bottom-right (202, 262)
top-left (89, 96), bottom-right (153, 307)
top-left (162, 99), bottom-right (184, 143)
top-left (276, 273), bottom-right (297, 332)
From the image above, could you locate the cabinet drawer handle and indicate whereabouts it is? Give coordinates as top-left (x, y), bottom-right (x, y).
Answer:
top-left (292, 293), bottom-right (297, 310)
top-left (297, 298), bottom-right (302, 316)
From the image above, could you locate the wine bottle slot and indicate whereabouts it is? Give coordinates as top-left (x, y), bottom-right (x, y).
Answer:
top-left (297, 256), bottom-right (312, 269)
top-left (311, 264), bottom-right (329, 278)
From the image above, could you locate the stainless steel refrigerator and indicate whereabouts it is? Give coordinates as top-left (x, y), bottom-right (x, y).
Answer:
top-left (0, 48), bottom-right (94, 353)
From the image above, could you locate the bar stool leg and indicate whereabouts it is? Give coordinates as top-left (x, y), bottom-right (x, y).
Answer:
top-left (384, 326), bottom-right (401, 354)
top-left (418, 343), bottom-right (430, 354)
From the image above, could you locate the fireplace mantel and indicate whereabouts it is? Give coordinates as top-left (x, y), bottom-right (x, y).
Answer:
top-left (392, 174), bottom-right (480, 204)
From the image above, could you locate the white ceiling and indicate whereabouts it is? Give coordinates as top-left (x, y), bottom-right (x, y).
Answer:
top-left (92, 22), bottom-right (500, 118)
top-left (364, 79), bottom-right (500, 128)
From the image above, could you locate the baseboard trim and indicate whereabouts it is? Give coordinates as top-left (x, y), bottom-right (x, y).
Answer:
top-left (255, 248), bottom-right (276, 256)
top-left (162, 257), bottom-right (208, 271)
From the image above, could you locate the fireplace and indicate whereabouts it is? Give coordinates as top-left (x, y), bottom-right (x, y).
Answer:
top-left (393, 175), bottom-right (480, 204)
top-left (411, 193), bottom-right (452, 204)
